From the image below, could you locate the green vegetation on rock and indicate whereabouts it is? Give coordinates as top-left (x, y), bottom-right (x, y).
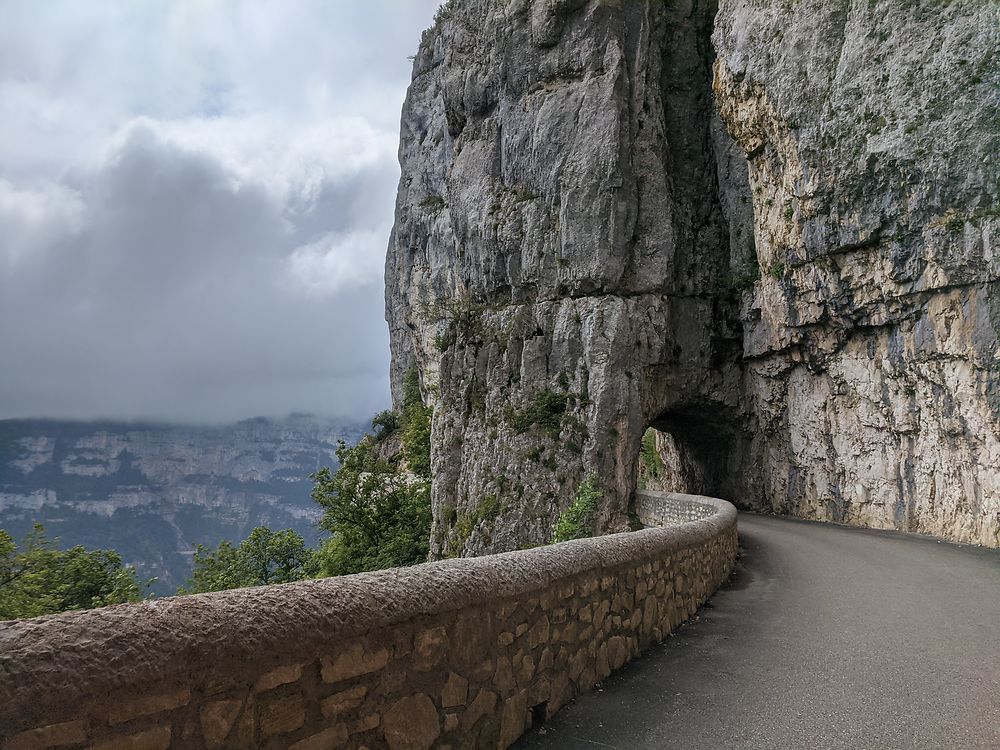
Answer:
top-left (401, 367), bottom-right (433, 478)
top-left (509, 389), bottom-right (570, 434)
top-left (551, 475), bottom-right (602, 543)
top-left (638, 428), bottom-right (666, 490)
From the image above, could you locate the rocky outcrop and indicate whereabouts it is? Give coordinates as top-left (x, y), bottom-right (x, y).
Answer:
top-left (386, 0), bottom-right (999, 550)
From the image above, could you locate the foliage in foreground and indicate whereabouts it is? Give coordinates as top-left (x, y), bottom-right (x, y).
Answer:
top-left (551, 475), bottom-right (603, 543)
top-left (0, 524), bottom-right (144, 620)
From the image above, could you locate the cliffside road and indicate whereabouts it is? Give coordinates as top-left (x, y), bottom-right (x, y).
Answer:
top-left (518, 514), bottom-right (1000, 750)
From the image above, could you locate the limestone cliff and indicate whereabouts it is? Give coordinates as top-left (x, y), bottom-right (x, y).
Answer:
top-left (386, 0), bottom-right (1000, 551)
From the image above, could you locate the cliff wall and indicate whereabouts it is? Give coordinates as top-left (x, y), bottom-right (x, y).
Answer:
top-left (386, 0), bottom-right (999, 549)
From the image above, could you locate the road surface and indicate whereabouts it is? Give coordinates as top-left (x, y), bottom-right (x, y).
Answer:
top-left (517, 513), bottom-right (1000, 750)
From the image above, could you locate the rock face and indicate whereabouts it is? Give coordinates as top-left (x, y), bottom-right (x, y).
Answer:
top-left (713, 0), bottom-right (1000, 546)
top-left (386, 0), bottom-right (999, 551)
top-left (0, 416), bottom-right (365, 591)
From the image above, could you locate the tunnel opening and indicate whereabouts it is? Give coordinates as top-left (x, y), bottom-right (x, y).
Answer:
top-left (636, 405), bottom-right (745, 502)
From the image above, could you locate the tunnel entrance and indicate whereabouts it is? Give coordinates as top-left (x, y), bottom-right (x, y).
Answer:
top-left (635, 406), bottom-right (744, 501)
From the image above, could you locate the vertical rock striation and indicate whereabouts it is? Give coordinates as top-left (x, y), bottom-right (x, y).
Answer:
top-left (387, 0), bottom-right (1000, 551)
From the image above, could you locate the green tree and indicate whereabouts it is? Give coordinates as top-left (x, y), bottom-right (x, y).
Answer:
top-left (311, 437), bottom-right (432, 576)
top-left (181, 526), bottom-right (314, 594)
top-left (551, 475), bottom-right (603, 543)
top-left (0, 524), bottom-right (144, 621)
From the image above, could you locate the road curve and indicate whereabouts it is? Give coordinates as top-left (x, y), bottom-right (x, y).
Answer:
top-left (517, 513), bottom-right (1000, 750)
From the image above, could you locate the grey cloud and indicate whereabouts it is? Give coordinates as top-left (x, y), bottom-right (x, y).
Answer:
top-left (0, 1), bottom-right (442, 423)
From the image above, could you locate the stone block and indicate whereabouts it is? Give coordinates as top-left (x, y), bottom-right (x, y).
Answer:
top-left (322, 684), bottom-right (368, 718)
top-left (289, 726), bottom-right (349, 750)
top-left (529, 675), bottom-right (551, 706)
top-left (517, 654), bottom-right (536, 685)
top-left (254, 663), bottom-right (303, 693)
top-left (104, 689), bottom-right (190, 725)
top-left (200, 699), bottom-right (243, 749)
top-left (462, 689), bottom-right (497, 731)
top-left (260, 694), bottom-right (305, 737)
top-left (441, 672), bottom-right (468, 708)
top-left (547, 675), bottom-right (572, 717)
top-left (322, 641), bottom-right (390, 683)
top-left (471, 657), bottom-right (495, 682)
top-left (450, 612), bottom-right (493, 667)
top-left (90, 727), bottom-right (171, 750)
top-left (4, 721), bottom-right (86, 750)
top-left (527, 616), bottom-right (550, 648)
top-left (593, 600), bottom-right (610, 630)
top-left (596, 643), bottom-right (610, 680)
top-left (607, 636), bottom-right (628, 671)
top-left (561, 622), bottom-right (578, 643)
top-left (413, 626), bottom-right (449, 671)
top-left (384, 694), bottom-right (440, 750)
top-left (494, 655), bottom-right (516, 693)
top-left (499, 690), bottom-right (529, 748)
top-left (351, 713), bottom-right (380, 734)
top-left (538, 647), bottom-right (553, 672)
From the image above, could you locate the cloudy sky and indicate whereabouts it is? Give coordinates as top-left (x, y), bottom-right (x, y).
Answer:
top-left (0, 0), bottom-right (440, 424)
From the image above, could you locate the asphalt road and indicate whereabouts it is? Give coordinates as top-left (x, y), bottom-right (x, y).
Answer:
top-left (517, 513), bottom-right (1000, 750)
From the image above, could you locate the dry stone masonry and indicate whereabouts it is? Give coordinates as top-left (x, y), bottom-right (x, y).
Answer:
top-left (0, 495), bottom-right (736, 750)
top-left (385, 0), bottom-right (999, 550)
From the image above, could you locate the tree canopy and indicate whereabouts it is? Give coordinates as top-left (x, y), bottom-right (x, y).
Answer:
top-left (181, 526), bottom-right (315, 594)
top-left (0, 524), bottom-right (144, 620)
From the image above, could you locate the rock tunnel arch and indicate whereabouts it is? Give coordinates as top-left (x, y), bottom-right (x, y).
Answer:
top-left (628, 401), bottom-right (749, 523)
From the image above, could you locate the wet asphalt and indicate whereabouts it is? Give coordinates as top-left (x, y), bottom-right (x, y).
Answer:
top-left (517, 513), bottom-right (1000, 750)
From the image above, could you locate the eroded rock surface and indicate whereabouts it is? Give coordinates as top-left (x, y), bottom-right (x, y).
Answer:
top-left (386, 0), bottom-right (999, 550)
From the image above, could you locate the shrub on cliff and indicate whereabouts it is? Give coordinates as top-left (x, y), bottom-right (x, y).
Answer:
top-left (551, 475), bottom-right (602, 543)
top-left (638, 428), bottom-right (666, 489)
top-left (401, 367), bottom-right (432, 478)
top-left (311, 437), bottom-right (431, 576)
top-left (0, 524), bottom-right (144, 620)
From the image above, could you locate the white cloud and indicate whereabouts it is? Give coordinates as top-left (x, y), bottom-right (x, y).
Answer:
top-left (0, 179), bottom-right (84, 267)
top-left (288, 228), bottom-right (389, 295)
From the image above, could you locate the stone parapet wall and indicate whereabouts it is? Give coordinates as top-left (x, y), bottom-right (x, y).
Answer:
top-left (635, 490), bottom-right (720, 526)
top-left (0, 495), bottom-right (737, 750)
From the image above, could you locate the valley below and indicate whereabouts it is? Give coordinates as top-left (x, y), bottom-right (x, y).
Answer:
top-left (0, 415), bottom-right (366, 594)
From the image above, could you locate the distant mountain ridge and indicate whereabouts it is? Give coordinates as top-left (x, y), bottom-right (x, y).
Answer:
top-left (0, 415), bottom-right (367, 593)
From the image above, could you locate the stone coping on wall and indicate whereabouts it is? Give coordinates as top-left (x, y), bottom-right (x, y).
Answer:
top-left (635, 489), bottom-right (721, 525)
top-left (0, 493), bottom-right (737, 749)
